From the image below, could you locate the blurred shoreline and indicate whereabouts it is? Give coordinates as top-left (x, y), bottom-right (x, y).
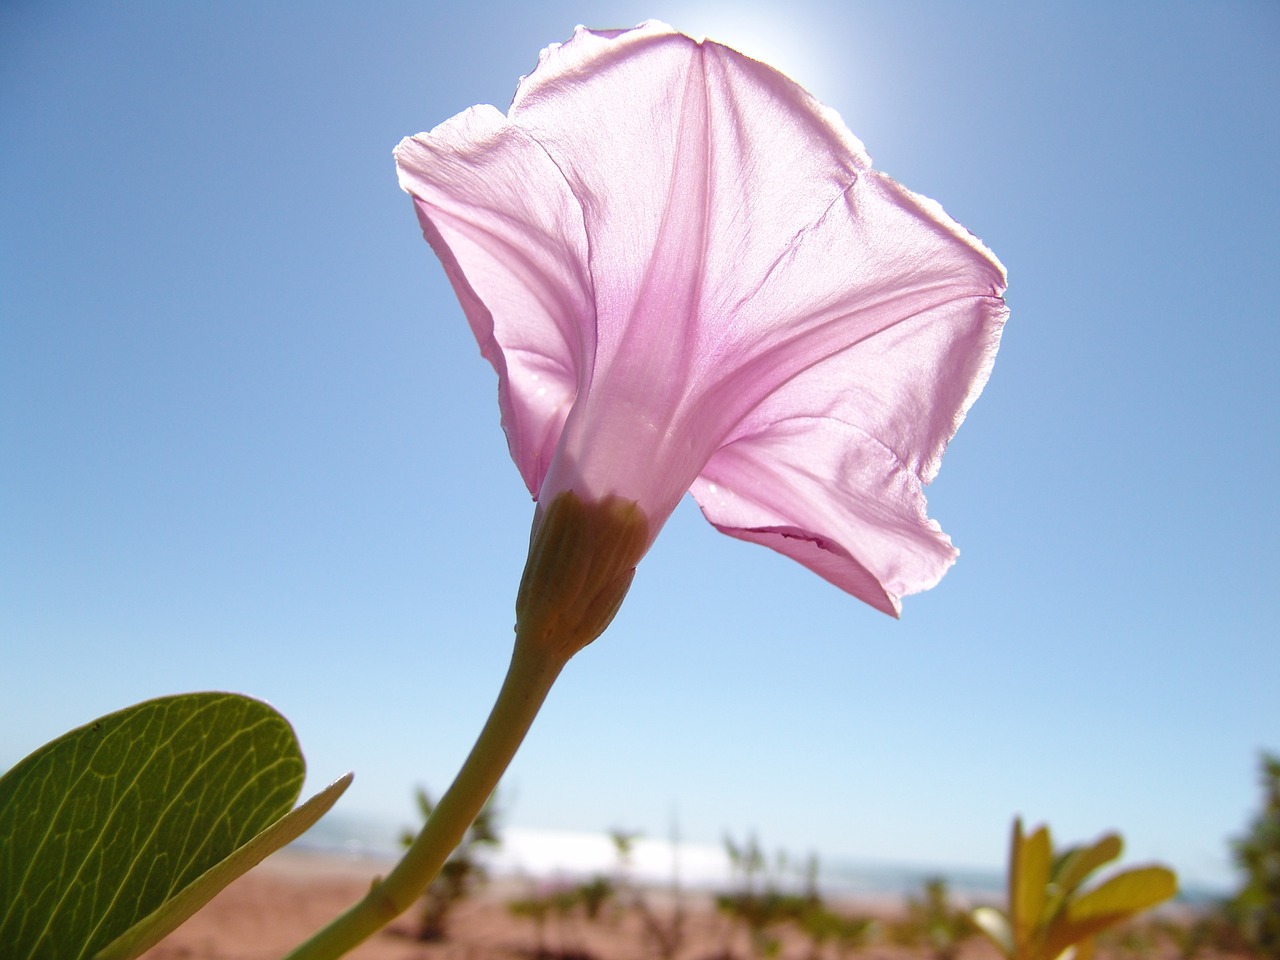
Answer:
top-left (290, 814), bottom-right (1229, 905)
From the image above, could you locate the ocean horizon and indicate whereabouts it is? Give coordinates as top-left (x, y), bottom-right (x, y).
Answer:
top-left (292, 812), bottom-right (1229, 906)
top-left (294, 813), bottom-right (977, 901)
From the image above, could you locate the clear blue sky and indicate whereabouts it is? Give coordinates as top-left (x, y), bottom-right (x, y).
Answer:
top-left (2, 2), bottom-right (1276, 893)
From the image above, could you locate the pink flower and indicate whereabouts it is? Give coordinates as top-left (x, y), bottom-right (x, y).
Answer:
top-left (395, 21), bottom-right (1007, 618)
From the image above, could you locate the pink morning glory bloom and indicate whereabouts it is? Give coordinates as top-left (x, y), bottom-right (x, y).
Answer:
top-left (395, 21), bottom-right (1007, 617)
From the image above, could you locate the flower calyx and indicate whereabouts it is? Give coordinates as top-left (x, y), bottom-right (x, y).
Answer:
top-left (514, 490), bottom-right (650, 664)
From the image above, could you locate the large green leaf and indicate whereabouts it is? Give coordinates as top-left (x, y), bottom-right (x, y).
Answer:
top-left (94, 772), bottom-right (352, 960)
top-left (0, 692), bottom-right (310, 959)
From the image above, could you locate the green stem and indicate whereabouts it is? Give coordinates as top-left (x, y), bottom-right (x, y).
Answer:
top-left (280, 637), bottom-right (564, 960)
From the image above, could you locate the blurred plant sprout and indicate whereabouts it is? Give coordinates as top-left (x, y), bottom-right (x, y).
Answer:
top-left (715, 835), bottom-right (825, 960)
top-left (889, 876), bottom-right (975, 960)
top-left (972, 818), bottom-right (1177, 960)
top-left (607, 826), bottom-right (687, 960)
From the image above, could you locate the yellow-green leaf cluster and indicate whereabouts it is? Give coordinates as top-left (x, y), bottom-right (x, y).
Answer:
top-left (972, 819), bottom-right (1177, 960)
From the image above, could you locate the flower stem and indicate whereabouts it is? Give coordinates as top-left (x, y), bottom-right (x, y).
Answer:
top-left (280, 638), bottom-right (564, 960)
top-left (281, 491), bottom-right (648, 959)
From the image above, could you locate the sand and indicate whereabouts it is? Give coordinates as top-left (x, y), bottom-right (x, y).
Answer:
top-left (137, 848), bottom-right (908, 960)
top-left (137, 849), bottom-right (1208, 960)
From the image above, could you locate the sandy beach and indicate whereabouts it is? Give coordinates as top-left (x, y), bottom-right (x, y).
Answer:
top-left (137, 848), bottom-right (1227, 960)
top-left (139, 848), bottom-right (994, 960)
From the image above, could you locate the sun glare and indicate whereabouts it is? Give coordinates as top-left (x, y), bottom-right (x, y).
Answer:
top-left (679, 4), bottom-right (837, 102)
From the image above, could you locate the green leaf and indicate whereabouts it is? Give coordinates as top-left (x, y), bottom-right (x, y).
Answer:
top-left (1052, 834), bottom-right (1123, 899)
top-left (93, 772), bottom-right (353, 960)
top-left (1010, 821), bottom-right (1052, 949)
top-left (1006, 819), bottom-right (1025, 935)
top-left (0, 692), bottom-right (308, 960)
top-left (1068, 866), bottom-right (1177, 922)
top-left (1043, 833), bottom-right (1124, 928)
top-left (1043, 866), bottom-right (1177, 959)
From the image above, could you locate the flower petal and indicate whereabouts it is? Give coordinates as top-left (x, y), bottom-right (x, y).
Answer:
top-left (397, 21), bottom-right (1008, 613)
top-left (394, 106), bottom-right (593, 495)
top-left (512, 23), bottom-right (896, 522)
top-left (691, 419), bottom-right (936, 618)
top-left (700, 170), bottom-right (1007, 487)
top-left (690, 318), bottom-right (989, 618)
top-left (690, 174), bottom-right (1007, 615)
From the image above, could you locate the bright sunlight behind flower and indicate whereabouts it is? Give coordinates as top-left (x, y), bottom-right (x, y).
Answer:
top-left (395, 20), bottom-right (1008, 617)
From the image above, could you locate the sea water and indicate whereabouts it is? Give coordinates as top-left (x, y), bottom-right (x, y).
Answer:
top-left (292, 813), bottom-right (1006, 900)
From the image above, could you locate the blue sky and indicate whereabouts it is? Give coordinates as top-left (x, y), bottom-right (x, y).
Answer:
top-left (2, 1), bottom-right (1277, 893)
